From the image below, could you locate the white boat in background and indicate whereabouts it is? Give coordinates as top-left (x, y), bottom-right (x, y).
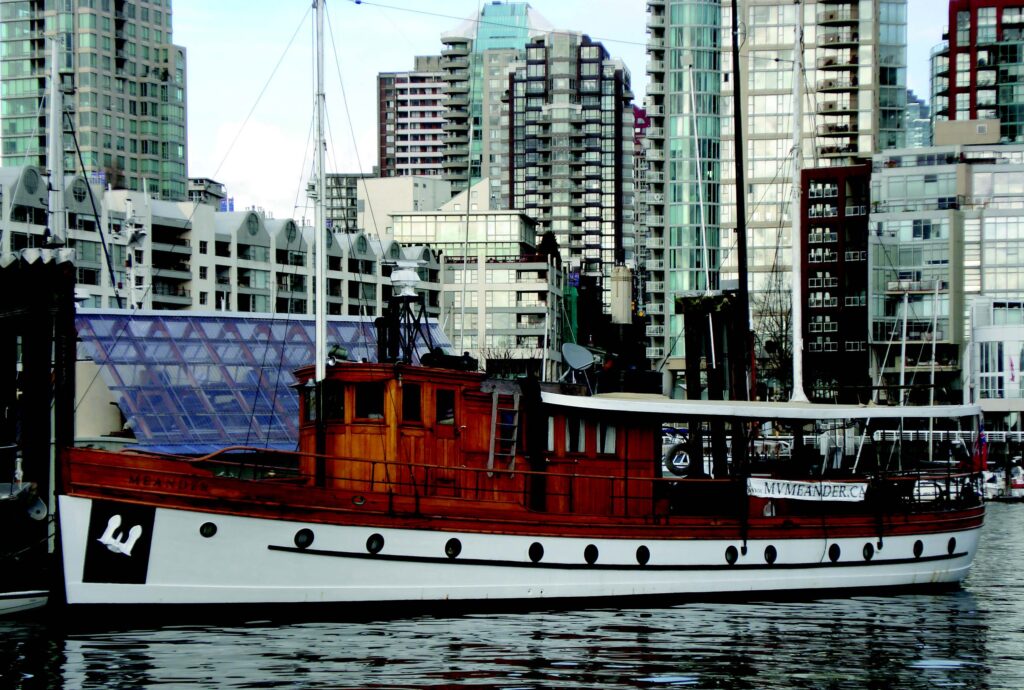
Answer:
top-left (982, 462), bottom-right (1024, 501)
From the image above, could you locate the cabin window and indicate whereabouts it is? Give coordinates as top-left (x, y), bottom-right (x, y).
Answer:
top-left (402, 383), bottom-right (422, 422)
top-left (354, 382), bottom-right (385, 420)
top-left (547, 416), bottom-right (555, 451)
top-left (565, 414), bottom-right (586, 454)
top-left (323, 380), bottom-right (344, 421)
top-left (436, 389), bottom-right (456, 425)
top-left (597, 422), bottom-right (616, 454)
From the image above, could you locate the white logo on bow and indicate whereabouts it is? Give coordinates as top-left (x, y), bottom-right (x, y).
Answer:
top-left (97, 514), bottom-right (143, 556)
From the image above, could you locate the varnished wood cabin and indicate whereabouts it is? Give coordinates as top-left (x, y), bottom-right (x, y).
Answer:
top-left (295, 362), bottom-right (659, 519)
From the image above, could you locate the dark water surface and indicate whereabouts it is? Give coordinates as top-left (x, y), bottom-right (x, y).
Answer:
top-left (2, 503), bottom-right (1022, 689)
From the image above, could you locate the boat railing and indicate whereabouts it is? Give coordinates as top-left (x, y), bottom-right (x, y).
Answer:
top-left (187, 446), bottom-right (982, 517)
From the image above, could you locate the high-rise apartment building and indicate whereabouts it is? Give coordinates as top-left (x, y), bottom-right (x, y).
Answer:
top-left (378, 56), bottom-right (446, 178)
top-left (0, 0), bottom-right (188, 200)
top-left (440, 1), bottom-right (552, 205)
top-left (931, 0), bottom-right (1024, 144)
top-left (641, 0), bottom-right (722, 371)
top-left (508, 32), bottom-right (636, 309)
top-left (643, 0), bottom-right (907, 383)
top-left (906, 89), bottom-right (933, 148)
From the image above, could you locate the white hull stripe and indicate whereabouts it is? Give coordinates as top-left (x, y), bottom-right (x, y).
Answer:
top-left (267, 544), bottom-right (969, 571)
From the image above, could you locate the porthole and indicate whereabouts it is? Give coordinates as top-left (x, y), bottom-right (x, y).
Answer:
top-left (764, 545), bottom-right (777, 565)
top-left (636, 545), bottom-right (650, 566)
top-left (366, 533), bottom-right (384, 554)
top-left (828, 543), bottom-right (841, 563)
top-left (352, 495), bottom-right (366, 506)
top-left (294, 528), bottom-right (314, 549)
top-left (529, 542), bottom-right (544, 563)
top-left (199, 522), bottom-right (217, 538)
top-left (947, 537), bottom-right (957, 555)
top-left (725, 545), bottom-right (739, 565)
top-left (863, 542), bottom-right (875, 561)
top-left (445, 538), bottom-right (462, 559)
top-left (584, 544), bottom-right (599, 565)
top-left (913, 540), bottom-right (924, 558)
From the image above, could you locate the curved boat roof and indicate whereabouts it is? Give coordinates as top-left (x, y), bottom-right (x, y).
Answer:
top-left (541, 392), bottom-right (981, 421)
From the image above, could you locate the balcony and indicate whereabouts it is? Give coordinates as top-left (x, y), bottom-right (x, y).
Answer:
top-left (646, 303), bottom-right (664, 315)
top-left (645, 127), bottom-right (664, 139)
top-left (816, 121), bottom-right (857, 136)
top-left (646, 347), bottom-right (666, 360)
top-left (441, 43), bottom-right (470, 57)
top-left (817, 55), bottom-right (858, 71)
top-left (647, 281), bottom-right (665, 293)
top-left (885, 280), bottom-right (949, 293)
top-left (818, 143), bottom-right (856, 158)
top-left (818, 100), bottom-right (855, 114)
top-left (646, 325), bottom-right (665, 337)
top-left (648, 14), bottom-right (665, 29)
top-left (817, 9), bottom-right (857, 24)
top-left (646, 214), bottom-right (665, 226)
top-left (647, 60), bottom-right (665, 73)
top-left (645, 237), bottom-right (665, 249)
top-left (820, 30), bottom-right (858, 47)
top-left (817, 77), bottom-right (857, 92)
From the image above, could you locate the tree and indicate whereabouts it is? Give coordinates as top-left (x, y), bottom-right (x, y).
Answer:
top-left (752, 264), bottom-right (792, 402)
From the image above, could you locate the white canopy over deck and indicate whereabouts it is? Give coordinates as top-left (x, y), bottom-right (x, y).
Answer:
top-left (541, 392), bottom-right (982, 421)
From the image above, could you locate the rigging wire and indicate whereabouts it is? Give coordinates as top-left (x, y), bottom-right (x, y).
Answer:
top-left (343, 0), bottom-right (649, 49)
top-left (208, 7), bottom-right (312, 182)
top-left (324, 2), bottom-right (390, 355)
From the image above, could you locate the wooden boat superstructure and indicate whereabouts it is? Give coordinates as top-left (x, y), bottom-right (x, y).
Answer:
top-left (57, 310), bottom-right (985, 605)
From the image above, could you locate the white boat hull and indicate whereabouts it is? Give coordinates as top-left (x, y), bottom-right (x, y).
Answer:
top-left (0, 590), bottom-right (48, 615)
top-left (59, 495), bottom-right (980, 606)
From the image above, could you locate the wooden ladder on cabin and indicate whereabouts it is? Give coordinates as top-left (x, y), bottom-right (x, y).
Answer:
top-left (486, 386), bottom-right (521, 475)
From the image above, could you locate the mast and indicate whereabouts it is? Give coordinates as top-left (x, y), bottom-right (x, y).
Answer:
top-left (47, 37), bottom-right (65, 248)
top-left (313, 0), bottom-right (327, 383)
top-left (789, 16), bottom-right (808, 403)
top-left (730, 0), bottom-right (750, 400)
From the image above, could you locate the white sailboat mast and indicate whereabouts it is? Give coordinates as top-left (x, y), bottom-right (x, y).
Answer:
top-left (789, 18), bottom-right (808, 403)
top-left (313, 0), bottom-right (328, 383)
top-left (48, 37), bottom-right (66, 247)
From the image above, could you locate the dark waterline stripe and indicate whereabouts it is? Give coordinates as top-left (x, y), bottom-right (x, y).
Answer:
top-left (267, 544), bottom-right (967, 571)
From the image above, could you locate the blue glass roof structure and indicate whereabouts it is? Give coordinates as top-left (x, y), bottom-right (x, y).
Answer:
top-left (75, 309), bottom-right (451, 455)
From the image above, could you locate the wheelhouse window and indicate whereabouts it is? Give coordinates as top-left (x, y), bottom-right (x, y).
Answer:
top-left (303, 386), bottom-right (316, 422)
top-left (436, 389), bottom-right (455, 425)
top-left (355, 382), bottom-right (385, 420)
top-left (565, 414), bottom-right (586, 454)
top-left (596, 421), bottom-right (616, 454)
top-left (323, 380), bottom-right (344, 421)
top-left (402, 383), bottom-right (422, 423)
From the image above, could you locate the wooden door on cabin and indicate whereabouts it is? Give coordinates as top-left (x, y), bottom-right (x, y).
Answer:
top-left (430, 386), bottom-right (461, 496)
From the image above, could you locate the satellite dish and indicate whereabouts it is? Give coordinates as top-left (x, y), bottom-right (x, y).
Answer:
top-left (562, 343), bottom-right (595, 372)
